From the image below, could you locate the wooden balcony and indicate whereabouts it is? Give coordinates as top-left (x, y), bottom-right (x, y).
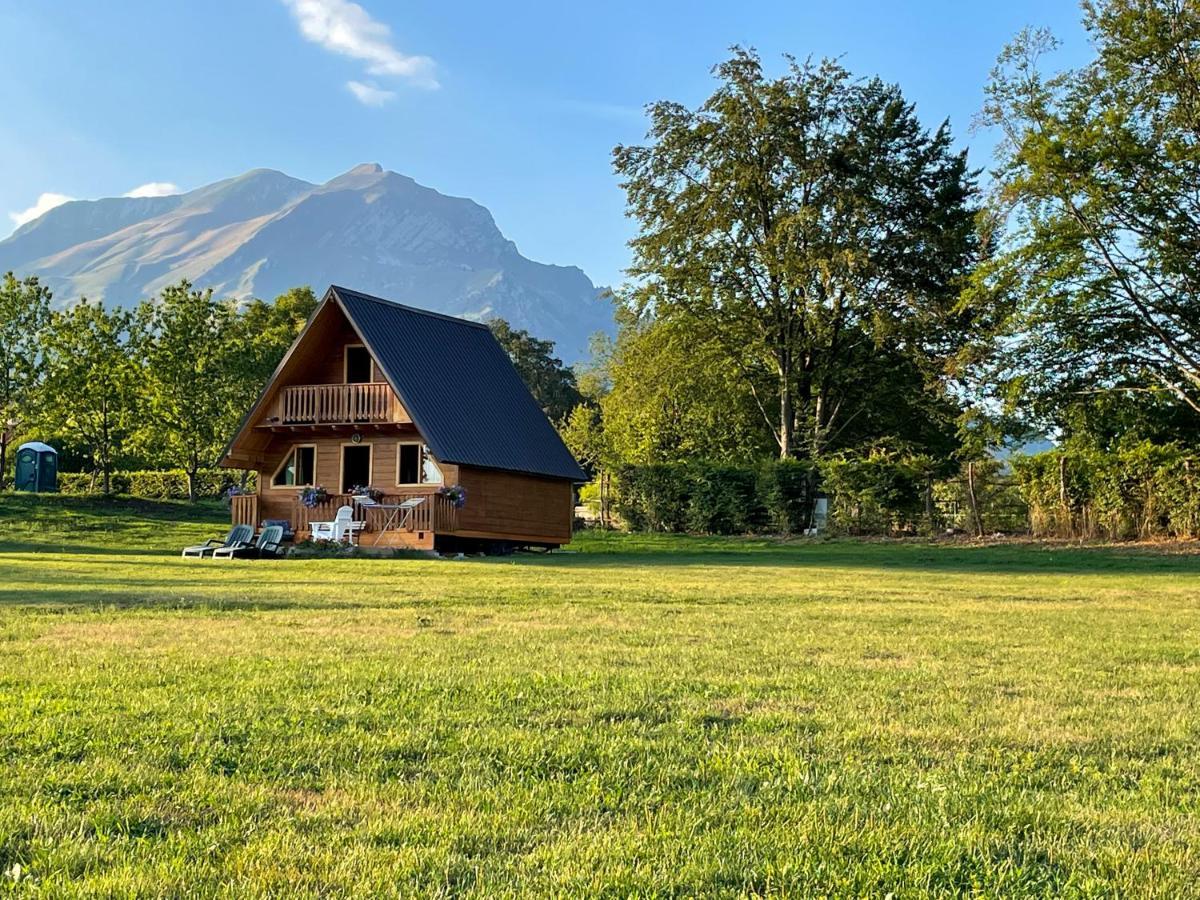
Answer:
top-left (292, 492), bottom-right (460, 541)
top-left (273, 383), bottom-right (400, 426)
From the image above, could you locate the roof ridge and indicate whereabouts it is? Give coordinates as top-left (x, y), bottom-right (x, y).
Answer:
top-left (328, 285), bottom-right (491, 330)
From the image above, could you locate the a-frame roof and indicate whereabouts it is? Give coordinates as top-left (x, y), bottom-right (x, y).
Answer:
top-left (222, 286), bottom-right (586, 482)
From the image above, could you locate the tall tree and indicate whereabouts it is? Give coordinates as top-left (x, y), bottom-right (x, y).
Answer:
top-left (488, 319), bottom-right (583, 422)
top-left (614, 49), bottom-right (980, 459)
top-left (975, 1), bottom-right (1200, 426)
top-left (0, 273), bottom-right (52, 488)
top-left (136, 281), bottom-right (241, 500)
top-left (39, 301), bottom-right (140, 494)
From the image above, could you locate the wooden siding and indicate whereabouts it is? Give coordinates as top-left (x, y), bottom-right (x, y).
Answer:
top-left (453, 467), bottom-right (574, 543)
top-left (245, 436), bottom-right (572, 545)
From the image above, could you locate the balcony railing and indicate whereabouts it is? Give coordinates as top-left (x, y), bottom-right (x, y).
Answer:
top-left (277, 383), bottom-right (397, 425)
top-left (291, 492), bottom-right (459, 537)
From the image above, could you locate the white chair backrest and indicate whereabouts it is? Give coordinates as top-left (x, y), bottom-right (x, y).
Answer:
top-left (334, 505), bottom-right (354, 521)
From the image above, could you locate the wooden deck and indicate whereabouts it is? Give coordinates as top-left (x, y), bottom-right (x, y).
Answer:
top-left (232, 491), bottom-right (460, 549)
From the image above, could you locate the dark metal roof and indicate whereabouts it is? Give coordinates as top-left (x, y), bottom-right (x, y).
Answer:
top-left (330, 286), bottom-right (587, 482)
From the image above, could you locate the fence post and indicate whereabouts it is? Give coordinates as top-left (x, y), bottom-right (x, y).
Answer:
top-left (966, 461), bottom-right (984, 538)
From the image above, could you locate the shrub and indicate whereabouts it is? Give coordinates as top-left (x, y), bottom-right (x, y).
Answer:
top-left (758, 458), bottom-right (817, 533)
top-left (685, 464), bottom-right (762, 534)
top-left (1012, 442), bottom-right (1200, 540)
top-left (818, 454), bottom-right (923, 535)
top-left (57, 469), bottom-right (255, 499)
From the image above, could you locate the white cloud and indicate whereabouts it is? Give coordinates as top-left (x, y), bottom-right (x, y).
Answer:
top-left (8, 192), bottom-right (75, 228)
top-left (346, 80), bottom-right (396, 106)
top-left (282, 0), bottom-right (438, 89)
top-left (124, 182), bottom-right (181, 198)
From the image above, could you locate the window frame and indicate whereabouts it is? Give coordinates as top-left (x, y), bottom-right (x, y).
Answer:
top-left (396, 442), bottom-right (442, 486)
top-left (339, 442), bottom-right (374, 494)
top-left (271, 444), bottom-right (317, 489)
top-left (343, 343), bottom-right (374, 384)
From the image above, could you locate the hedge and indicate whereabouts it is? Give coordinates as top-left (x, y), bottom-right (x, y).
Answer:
top-left (613, 459), bottom-right (817, 535)
top-left (57, 469), bottom-right (255, 499)
top-left (1012, 442), bottom-right (1200, 539)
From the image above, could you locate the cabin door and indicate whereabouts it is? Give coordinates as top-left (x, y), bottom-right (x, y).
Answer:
top-left (341, 445), bottom-right (372, 493)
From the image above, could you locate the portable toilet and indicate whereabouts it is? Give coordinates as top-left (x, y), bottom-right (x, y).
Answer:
top-left (14, 442), bottom-right (58, 493)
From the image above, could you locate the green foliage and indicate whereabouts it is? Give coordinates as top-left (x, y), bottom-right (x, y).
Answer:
top-left (134, 282), bottom-right (244, 498)
top-left (600, 313), bottom-right (774, 465)
top-left (614, 459), bottom-right (815, 535)
top-left (488, 318), bottom-right (582, 423)
top-left (975, 1), bottom-right (1200, 428)
top-left (757, 457), bottom-right (818, 533)
top-left (37, 300), bottom-right (140, 494)
top-left (614, 49), bottom-right (979, 458)
top-left (0, 272), bottom-right (52, 487)
top-left (57, 468), bottom-right (255, 499)
top-left (1013, 442), bottom-right (1200, 539)
top-left (819, 453), bottom-right (924, 535)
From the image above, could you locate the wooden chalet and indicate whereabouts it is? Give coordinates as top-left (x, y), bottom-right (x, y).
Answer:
top-left (220, 286), bottom-right (586, 551)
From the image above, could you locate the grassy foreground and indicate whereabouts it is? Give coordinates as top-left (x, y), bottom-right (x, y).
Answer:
top-left (0, 495), bottom-right (1198, 896)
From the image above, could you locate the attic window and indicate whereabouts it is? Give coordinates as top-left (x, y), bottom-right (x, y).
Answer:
top-left (273, 445), bottom-right (316, 487)
top-left (345, 345), bottom-right (372, 383)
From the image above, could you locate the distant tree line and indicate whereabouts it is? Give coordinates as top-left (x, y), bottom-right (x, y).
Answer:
top-left (0, 277), bottom-right (318, 498)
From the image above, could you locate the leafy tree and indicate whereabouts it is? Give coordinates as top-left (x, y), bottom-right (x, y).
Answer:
top-left (601, 311), bottom-right (775, 465)
top-left (136, 281), bottom-right (242, 500)
top-left (232, 286), bottom-right (319, 387)
top-left (0, 273), bottom-right (52, 488)
top-left (614, 49), bottom-right (980, 459)
top-left (39, 301), bottom-right (140, 494)
top-left (975, 1), bottom-right (1200, 427)
top-left (488, 319), bottom-right (582, 422)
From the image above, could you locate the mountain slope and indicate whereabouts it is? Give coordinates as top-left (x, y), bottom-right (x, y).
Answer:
top-left (0, 164), bottom-right (612, 359)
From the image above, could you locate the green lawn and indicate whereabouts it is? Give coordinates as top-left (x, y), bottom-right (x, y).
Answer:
top-left (0, 495), bottom-right (1197, 896)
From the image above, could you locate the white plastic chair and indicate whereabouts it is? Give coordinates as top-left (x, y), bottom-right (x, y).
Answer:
top-left (309, 505), bottom-right (365, 543)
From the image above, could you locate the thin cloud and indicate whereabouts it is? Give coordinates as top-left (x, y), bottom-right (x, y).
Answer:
top-left (9, 192), bottom-right (74, 228)
top-left (282, 0), bottom-right (438, 90)
top-left (346, 80), bottom-right (396, 106)
top-left (124, 182), bottom-right (181, 198)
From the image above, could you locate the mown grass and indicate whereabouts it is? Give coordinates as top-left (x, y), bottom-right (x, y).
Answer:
top-left (0, 493), bottom-right (1197, 896)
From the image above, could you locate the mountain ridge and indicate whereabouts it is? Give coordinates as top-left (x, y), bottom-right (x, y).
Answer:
top-left (0, 164), bottom-right (612, 360)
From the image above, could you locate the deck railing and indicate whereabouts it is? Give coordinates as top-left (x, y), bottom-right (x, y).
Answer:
top-left (278, 383), bottom-right (395, 425)
top-left (230, 493), bottom-right (259, 528)
top-left (291, 492), bottom-right (459, 538)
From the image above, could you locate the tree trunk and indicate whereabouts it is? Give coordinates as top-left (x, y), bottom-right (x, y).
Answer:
top-left (186, 468), bottom-right (198, 503)
top-left (0, 431), bottom-right (7, 491)
top-left (779, 378), bottom-right (794, 459)
top-left (966, 461), bottom-right (984, 538)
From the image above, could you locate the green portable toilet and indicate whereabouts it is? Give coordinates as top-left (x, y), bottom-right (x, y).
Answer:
top-left (14, 442), bottom-right (58, 493)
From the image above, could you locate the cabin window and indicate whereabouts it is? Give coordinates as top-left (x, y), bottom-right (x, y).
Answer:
top-left (397, 443), bottom-right (443, 485)
top-left (345, 345), bottom-right (373, 384)
top-left (272, 445), bottom-right (316, 487)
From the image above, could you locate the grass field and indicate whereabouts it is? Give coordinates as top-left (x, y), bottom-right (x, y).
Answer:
top-left (1, 494), bottom-right (1198, 897)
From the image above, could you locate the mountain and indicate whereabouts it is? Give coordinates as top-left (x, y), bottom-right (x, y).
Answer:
top-left (0, 163), bottom-right (613, 360)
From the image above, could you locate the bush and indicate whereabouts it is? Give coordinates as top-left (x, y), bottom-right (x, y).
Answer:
top-left (1012, 442), bottom-right (1200, 540)
top-left (613, 459), bottom-right (816, 536)
top-left (818, 454), bottom-right (923, 535)
top-left (57, 469), bottom-right (255, 499)
top-left (758, 458), bottom-right (817, 533)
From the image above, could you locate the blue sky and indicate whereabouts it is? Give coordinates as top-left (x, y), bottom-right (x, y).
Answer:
top-left (0, 0), bottom-right (1090, 289)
